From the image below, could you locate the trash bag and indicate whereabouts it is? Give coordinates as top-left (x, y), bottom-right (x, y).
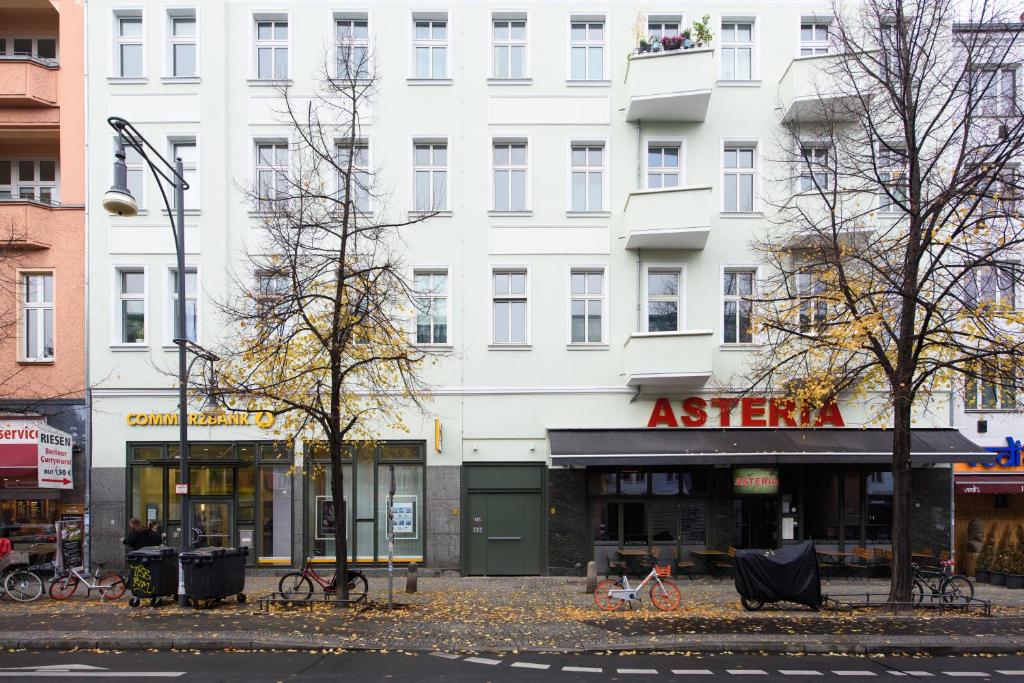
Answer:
top-left (734, 541), bottom-right (821, 610)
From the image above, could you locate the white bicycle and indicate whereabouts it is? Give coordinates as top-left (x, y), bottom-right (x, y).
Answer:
top-left (594, 563), bottom-right (681, 611)
top-left (0, 551), bottom-right (44, 602)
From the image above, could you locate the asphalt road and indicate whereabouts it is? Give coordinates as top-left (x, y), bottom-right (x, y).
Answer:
top-left (2, 650), bottom-right (1024, 681)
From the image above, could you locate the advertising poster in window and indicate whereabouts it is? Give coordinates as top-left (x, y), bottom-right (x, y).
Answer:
top-left (316, 496), bottom-right (343, 540)
top-left (391, 495), bottom-right (417, 539)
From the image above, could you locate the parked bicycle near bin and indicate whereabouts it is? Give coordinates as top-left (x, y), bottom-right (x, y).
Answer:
top-left (912, 560), bottom-right (974, 604)
top-left (278, 558), bottom-right (368, 603)
top-left (593, 560), bottom-right (681, 612)
top-left (49, 562), bottom-right (126, 601)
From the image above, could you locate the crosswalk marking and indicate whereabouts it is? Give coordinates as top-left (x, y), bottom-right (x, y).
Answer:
top-left (834, 672), bottom-right (877, 677)
top-left (463, 657), bottom-right (501, 666)
top-left (671, 670), bottom-right (713, 676)
top-left (901, 673), bottom-right (935, 678)
top-left (779, 671), bottom-right (824, 676)
top-left (429, 652), bottom-right (461, 660)
top-left (510, 662), bottom-right (550, 670)
top-left (726, 671), bottom-right (767, 675)
top-left (886, 673), bottom-right (909, 677)
top-left (996, 672), bottom-right (1024, 676)
top-left (563, 666), bottom-right (602, 673)
top-left (940, 674), bottom-right (988, 678)
top-left (617, 669), bottom-right (658, 674)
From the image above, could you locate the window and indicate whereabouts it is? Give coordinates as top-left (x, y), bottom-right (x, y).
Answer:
top-left (723, 269), bottom-right (754, 344)
top-left (966, 371), bottom-right (1016, 410)
top-left (878, 147), bottom-right (907, 213)
top-left (800, 21), bottom-right (830, 56)
top-left (647, 16), bottom-right (681, 40)
top-left (413, 16), bottom-right (447, 79)
top-left (796, 272), bottom-right (826, 332)
top-left (115, 12), bottom-right (143, 78)
top-left (0, 37), bottom-right (57, 62)
top-left (570, 269), bottom-right (604, 344)
top-left (117, 269), bottom-right (145, 344)
top-left (336, 15), bottom-right (369, 80)
top-left (2, 160), bottom-right (57, 204)
top-left (964, 263), bottom-right (1018, 309)
top-left (721, 21), bottom-right (754, 80)
top-left (492, 16), bottom-right (526, 79)
top-left (571, 144), bottom-right (604, 212)
top-left (169, 267), bottom-right (198, 343)
top-left (981, 165), bottom-right (1019, 214)
top-left (723, 145), bottom-right (755, 212)
top-left (22, 273), bottom-right (53, 361)
top-left (170, 139), bottom-right (198, 210)
top-left (168, 10), bottom-right (196, 77)
top-left (647, 144), bottom-right (680, 189)
top-left (124, 142), bottom-right (145, 210)
top-left (414, 269), bottom-right (448, 345)
top-left (798, 145), bottom-right (830, 192)
top-left (492, 141), bottom-right (527, 211)
top-left (413, 142), bottom-right (447, 211)
top-left (337, 141), bottom-right (369, 213)
top-left (492, 269), bottom-right (527, 344)
top-left (570, 19), bottom-right (604, 81)
top-left (980, 67), bottom-right (1017, 116)
top-left (255, 141), bottom-right (288, 210)
top-left (254, 269), bottom-right (290, 324)
top-left (646, 268), bottom-right (681, 332)
top-left (255, 18), bottom-right (288, 79)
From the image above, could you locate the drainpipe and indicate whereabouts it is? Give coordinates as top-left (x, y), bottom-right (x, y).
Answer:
top-left (82, 0), bottom-right (93, 572)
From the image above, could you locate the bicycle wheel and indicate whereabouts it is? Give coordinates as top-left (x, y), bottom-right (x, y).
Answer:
top-left (911, 580), bottom-right (927, 604)
top-left (278, 572), bottom-right (313, 600)
top-left (100, 573), bottom-right (126, 600)
top-left (649, 580), bottom-right (681, 611)
top-left (48, 575), bottom-right (78, 601)
top-left (346, 572), bottom-right (368, 603)
top-left (593, 579), bottom-right (626, 611)
top-left (5, 570), bottom-right (43, 602)
top-left (941, 575), bottom-right (974, 604)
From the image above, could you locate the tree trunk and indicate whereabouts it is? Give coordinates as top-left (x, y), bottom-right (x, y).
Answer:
top-left (330, 442), bottom-right (350, 605)
top-left (888, 395), bottom-right (914, 604)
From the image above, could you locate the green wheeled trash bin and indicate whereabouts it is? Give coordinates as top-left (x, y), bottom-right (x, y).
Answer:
top-left (180, 547), bottom-right (247, 608)
top-left (126, 546), bottom-right (178, 607)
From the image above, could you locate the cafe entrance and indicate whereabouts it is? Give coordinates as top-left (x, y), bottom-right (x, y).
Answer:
top-left (731, 498), bottom-right (779, 549)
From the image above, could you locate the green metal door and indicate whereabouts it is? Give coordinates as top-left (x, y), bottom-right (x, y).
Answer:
top-left (466, 492), bottom-right (542, 575)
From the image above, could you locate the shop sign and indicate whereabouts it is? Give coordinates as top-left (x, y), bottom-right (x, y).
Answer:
top-left (125, 411), bottom-right (276, 428)
top-left (733, 467), bottom-right (780, 495)
top-left (955, 437), bottom-right (1024, 474)
top-left (0, 420), bottom-right (74, 489)
top-left (647, 397), bottom-right (845, 428)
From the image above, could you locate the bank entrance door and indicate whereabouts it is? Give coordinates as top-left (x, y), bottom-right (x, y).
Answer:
top-left (732, 498), bottom-right (779, 549)
top-left (191, 498), bottom-right (234, 549)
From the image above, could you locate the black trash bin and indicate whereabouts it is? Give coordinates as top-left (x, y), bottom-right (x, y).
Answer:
top-left (126, 546), bottom-right (178, 607)
top-left (180, 546), bottom-right (247, 607)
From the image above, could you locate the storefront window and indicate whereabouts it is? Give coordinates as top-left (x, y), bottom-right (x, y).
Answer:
top-left (375, 464), bottom-right (424, 561)
top-left (259, 465), bottom-right (292, 560)
top-left (865, 471), bottom-right (893, 545)
top-left (620, 471), bottom-right (647, 495)
top-left (587, 471), bottom-right (616, 495)
top-left (622, 502), bottom-right (647, 545)
top-left (803, 468), bottom-right (839, 544)
top-left (308, 464), bottom-right (353, 560)
top-left (260, 443), bottom-right (290, 461)
top-left (237, 466), bottom-right (256, 523)
top-left (592, 501), bottom-right (618, 542)
top-left (652, 471), bottom-right (680, 495)
top-left (190, 466), bottom-right (233, 496)
top-left (131, 445), bottom-right (163, 461)
top-left (843, 470), bottom-right (862, 542)
top-left (651, 502), bottom-right (678, 542)
top-left (132, 467), bottom-right (163, 526)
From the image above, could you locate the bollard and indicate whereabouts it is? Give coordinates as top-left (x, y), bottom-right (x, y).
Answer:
top-left (585, 560), bottom-right (597, 594)
top-left (406, 561), bottom-right (418, 594)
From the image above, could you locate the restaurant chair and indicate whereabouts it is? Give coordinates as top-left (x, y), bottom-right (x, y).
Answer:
top-left (674, 548), bottom-right (696, 581)
top-left (849, 546), bottom-right (878, 579)
top-left (607, 547), bottom-right (628, 577)
top-left (714, 547), bottom-right (736, 578)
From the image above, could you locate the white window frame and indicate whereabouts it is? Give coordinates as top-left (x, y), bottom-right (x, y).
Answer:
top-left (489, 266), bottom-right (530, 346)
top-left (878, 145), bottom-right (908, 214)
top-left (118, 136), bottom-right (146, 211)
top-left (253, 138), bottom-right (289, 211)
top-left (568, 14), bottom-right (607, 82)
top-left (797, 143), bottom-right (831, 193)
top-left (411, 137), bottom-right (449, 212)
top-left (490, 136), bottom-right (530, 212)
top-left (720, 17), bottom-right (757, 81)
top-left (643, 136), bottom-right (686, 190)
top-left (413, 267), bottom-right (451, 346)
top-left (721, 265), bottom-right (757, 345)
top-left (722, 140), bottom-right (759, 212)
top-left (0, 36), bottom-right (59, 63)
top-left (336, 138), bottom-right (371, 214)
top-left (799, 17), bottom-right (831, 57)
top-left (965, 261), bottom-right (1019, 309)
top-left (568, 266), bottom-right (607, 345)
top-left (112, 9), bottom-right (145, 79)
top-left (646, 13), bottom-right (684, 41)
top-left (642, 263), bottom-right (685, 334)
top-left (4, 159), bottom-right (59, 204)
top-left (252, 12), bottom-right (290, 81)
top-left (490, 12), bottom-right (529, 80)
top-left (164, 265), bottom-right (200, 346)
top-left (334, 12), bottom-right (370, 81)
top-left (795, 271), bottom-right (827, 333)
top-left (965, 371), bottom-right (1017, 411)
top-left (979, 65), bottom-right (1019, 116)
top-left (568, 140), bottom-right (607, 213)
top-left (164, 7), bottom-right (198, 78)
top-left (20, 271), bottom-right (54, 362)
top-left (411, 12), bottom-right (449, 80)
top-left (168, 135), bottom-right (198, 212)
top-left (113, 266), bottom-right (148, 347)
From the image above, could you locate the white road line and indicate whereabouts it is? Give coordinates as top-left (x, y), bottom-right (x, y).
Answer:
top-left (727, 671), bottom-right (768, 675)
top-left (464, 657), bottom-right (502, 666)
top-left (779, 671), bottom-right (824, 676)
top-left (886, 673), bottom-right (909, 677)
top-left (563, 666), bottom-right (603, 673)
top-left (0, 674), bottom-right (186, 678)
top-left (940, 674), bottom-right (989, 678)
top-left (996, 672), bottom-right (1024, 676)
top-left (617, 669), bottom-right (658, 675)
top-left (510, 662), bottom-right (550, 670)
top-left (429, 652), bottom-right (461, 660)
top-left (671, 670), bottom-right (713, 676)
top-left (901, 673), bottom-right (935, 678)
top-left (834, 672), bottom-right (877, 677)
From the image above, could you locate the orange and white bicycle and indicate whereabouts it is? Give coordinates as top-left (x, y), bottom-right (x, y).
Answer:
top-left (593, 563), bottom-right (681, 611)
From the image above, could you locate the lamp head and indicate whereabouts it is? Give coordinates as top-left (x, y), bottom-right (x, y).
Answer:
top-left (103, 136), bottom-right (139, 216)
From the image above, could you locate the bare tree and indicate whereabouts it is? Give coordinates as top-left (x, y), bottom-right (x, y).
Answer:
top-left (214, 39), bottom-right (436, 604)
top-left (750, 0), bottom-right (1024, 602)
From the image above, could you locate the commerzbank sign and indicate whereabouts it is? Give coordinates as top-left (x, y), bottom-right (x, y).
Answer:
top-left (126, 411), bottom-right (276, 429)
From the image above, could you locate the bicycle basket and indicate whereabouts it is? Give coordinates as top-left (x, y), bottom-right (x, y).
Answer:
top-left (654, 564), bottom-right (672, 578)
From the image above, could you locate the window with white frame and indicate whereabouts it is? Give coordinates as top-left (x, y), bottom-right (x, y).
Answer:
top-left (169, 267), bottom-right (198, 343)
top-left (336, 15), bottom-right (369, 80)
top-left (492, 269), bottom-right (527, 344)
top-left (493, 141), bottom-right (527, 211)
top-left (721, 20), bottom-right (754, 80)
top-left (964, 262), bottom-right (1018, 309)
top-left (1, 160), bottom-right (57, 204)
top-left (337, 141), bottom-right (370, 213)
top-left (800, 20), bottom-right (830, 56)
top-left (414, 269), bottom-right (449, 345)
top-left (647, 144), bottom-right (681, 189)
top-left (571, 144), bottom-right (604, 212)
top-left (413, 15), bottom-right (447, 79)
top-left (117, 268), bottom-right (145, 344)
top-left (795, 271), bottom-right (826, 332)
top-left (878, 146), bottom-right (907, 213)
top-left (254, 269), bottom-right (290, 324)
top-left (723, 145), bottom-right (756, 212)
top-left (798, 145), bottom-right (830, 192)
top-left (0, 161), bottom-right (9, 199)
top-left (965, 370), bottom-right (1016, 410)
top-left (981, 165), bottom-right (1019, 214)
top-left (168, 10), bottom-right (196, 77)
top-left (0, 37), bottom-right (57, 62)
top-left (492, 15), bottom-right (526, 79)
top-left (255, 17), bottom-right (288, 79)
top-left (22, 273), bottom-right (53, 361)
top-left (570, 269), bottom-right (604, 344)
top-left (647, 16), bottom-right (682, 40)
top-left (115, 11), bottom-right (143, 78)
top-left (979, 67), bottom-right (1017, 116)
top-left (646, 268), bottom-right (681, 333)
top-left (570, 19), bottom-right (604, 81)
top-left (413, 141), bottom-right (447, 211)
top-left (723, 269), bottom-right (754, 344)
top-left (255, 141), bottom-right (288, 210)
top-left (123, 142), bottom-right (145, 210)
top-left (170, 138), bottom-right (198, 210)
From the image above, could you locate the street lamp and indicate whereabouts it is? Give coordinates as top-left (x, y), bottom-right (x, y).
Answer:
top-left (103, 117), bottom-right (193, 607)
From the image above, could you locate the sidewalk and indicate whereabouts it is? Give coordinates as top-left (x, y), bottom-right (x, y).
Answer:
top-left (2, 576), bottom-right (1023, 655)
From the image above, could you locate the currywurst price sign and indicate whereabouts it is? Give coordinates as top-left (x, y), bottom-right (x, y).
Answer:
top-left (0, 421), bottom-right (74, 489)
top-left (37, 424), bottom-right (74, 489)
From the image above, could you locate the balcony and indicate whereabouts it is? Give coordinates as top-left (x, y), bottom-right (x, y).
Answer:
top-left (624, 47), bottom-right (714, 122)
top-left (623, 185), bottom-right (713, 250)
top-left (0, 200), bottom-right (65, 249)
top-left (778, 54), bottom-right (863, 124)
top-left (623, 330), bottom-right (714, 392)
top-left (0, 58), bottom-right (58, 107)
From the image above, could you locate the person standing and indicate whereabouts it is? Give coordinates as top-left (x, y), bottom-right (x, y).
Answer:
top-left (122, 519), bottom-right (149, 551)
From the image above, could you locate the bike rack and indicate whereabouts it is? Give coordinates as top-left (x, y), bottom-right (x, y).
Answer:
top-left (256, 590), bottom-right (370, 613)
top-left (822, 592), bottom-right (994, 616)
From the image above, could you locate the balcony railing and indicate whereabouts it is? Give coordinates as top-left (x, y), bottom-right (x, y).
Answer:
top-left (623, 330), bottom-right (714, 392)
top-left (622, 185), bottom-right (713, 250)
top-left (624, 47), bottom-right (714, 122)
top-left (0, 58), bottom-right (58, 107)
top-left (0, 199), bottom-right (69, 250)
top-left (778, 54), bottom-right (863, 124)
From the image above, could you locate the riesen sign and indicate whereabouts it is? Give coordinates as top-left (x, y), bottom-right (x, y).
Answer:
top-left (0, 421), bottom-right (74, 489)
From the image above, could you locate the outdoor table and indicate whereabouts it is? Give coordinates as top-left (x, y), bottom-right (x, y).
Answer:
top-left (616, 548), bottom-right (651, 576)
top-left (817, 549), bottom-right (853, 577)
top-left (691, 549), bottom-right (729, 577)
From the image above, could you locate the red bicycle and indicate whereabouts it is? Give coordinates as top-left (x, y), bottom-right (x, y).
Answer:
top-left (277, 558), bottom-right (368, 602)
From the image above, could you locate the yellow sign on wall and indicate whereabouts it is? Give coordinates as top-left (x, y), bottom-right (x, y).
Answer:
top-left (126, 411), bottom-right (276, 429)
top-left (434, 418), bottom-right (442, 453)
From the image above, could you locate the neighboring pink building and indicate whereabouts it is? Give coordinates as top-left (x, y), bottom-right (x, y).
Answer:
top-left (0, 0), bottom-right (86, 533)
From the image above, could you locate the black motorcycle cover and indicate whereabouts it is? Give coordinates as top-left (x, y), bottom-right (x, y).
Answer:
top-left (733, 541), bottom-right (822, 610)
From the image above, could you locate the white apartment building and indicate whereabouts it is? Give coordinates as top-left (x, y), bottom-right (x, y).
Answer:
top-left (86, 0), bottom-right (983, 574)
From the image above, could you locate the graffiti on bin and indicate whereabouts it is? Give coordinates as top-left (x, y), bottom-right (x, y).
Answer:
top-left (130, 565), bottom-right (154, 594)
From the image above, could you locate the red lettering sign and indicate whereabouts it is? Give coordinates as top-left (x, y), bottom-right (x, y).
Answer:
top-left (647, 398), bottom-right (678, 428)
top-left (647, 397), bottom-right (845, 429)
top-left (681, 397), bottom-right (708, 427)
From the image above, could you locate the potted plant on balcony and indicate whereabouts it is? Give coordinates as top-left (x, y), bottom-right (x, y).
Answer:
top-left (693, 14), bottom-right (714, 47)
top-left (681, 28), bottom-right (693, 49)
top-left (1007, 525), bottom-right (1024, 590)
top-left (662, 35), bottom-right (683, 51)
top-left (976, 523), bottom-right (996, 583)
top-left (990, 524), bottom-right (1012, 586)
top-left (651, 36), bottom-right (663, 52)
top-left (638, 38), bottom-right (650, 53)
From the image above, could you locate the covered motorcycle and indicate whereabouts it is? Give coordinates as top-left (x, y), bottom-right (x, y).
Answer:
top-left (734, 541), bottom-right (821, 611)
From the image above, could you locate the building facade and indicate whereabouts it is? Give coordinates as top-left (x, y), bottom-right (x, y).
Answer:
top-left (86, 0), bottom-right (981, 572)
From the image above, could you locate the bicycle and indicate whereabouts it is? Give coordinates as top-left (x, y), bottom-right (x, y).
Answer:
top-left (1, 562), bottom-right (44, 602)
top-left (912, 559), bottom-right (974, 604)
top-left (48, 562), bottom-right (126, 601)
top-left (593, 562), bottom-right (681, 611)
top-left (277, 558), bottom-right (368, 603)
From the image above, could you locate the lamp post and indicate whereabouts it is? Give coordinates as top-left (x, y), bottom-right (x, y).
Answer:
top-left (102, 117), bottom-right (193, 608)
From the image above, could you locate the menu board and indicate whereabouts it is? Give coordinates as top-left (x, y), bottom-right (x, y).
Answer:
top-left (56, 520), bottom-right (83, 572)
top-left (680, 502), bottom-right (707, 546)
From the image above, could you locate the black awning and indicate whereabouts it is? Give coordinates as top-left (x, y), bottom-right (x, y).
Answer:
top-left (547, 428), bottom-right (991, 466)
